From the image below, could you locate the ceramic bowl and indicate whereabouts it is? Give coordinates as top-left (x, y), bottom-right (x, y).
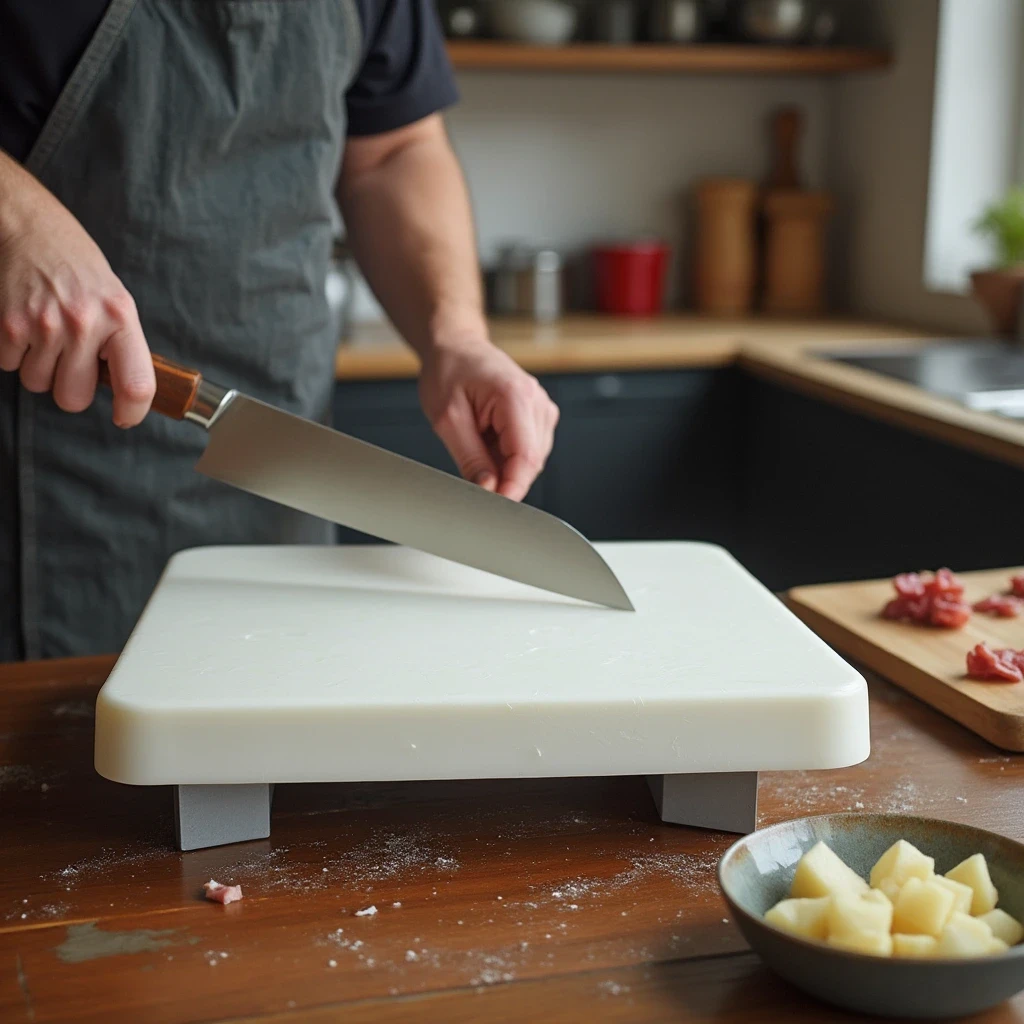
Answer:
top-left (718, 813), bottom-right (1024, 1019)
top-left (489, 0), bottom-right (579, 46)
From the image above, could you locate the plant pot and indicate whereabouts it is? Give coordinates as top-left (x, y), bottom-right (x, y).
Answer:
top-left (970, 266), bottom-right (1024, 338)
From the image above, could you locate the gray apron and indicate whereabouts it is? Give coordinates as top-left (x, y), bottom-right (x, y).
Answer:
top-left (0, 0), bottom-right (361, 660)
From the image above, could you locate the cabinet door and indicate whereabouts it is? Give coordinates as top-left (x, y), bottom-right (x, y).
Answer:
top-left (543, 369), bottom-right (740, 544)
top-left (332, 379), bottom-right (547, 544)
top-left (742, 378), bottom-right (1024, 590)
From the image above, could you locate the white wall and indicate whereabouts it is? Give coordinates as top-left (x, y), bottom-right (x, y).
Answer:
top-left (829, 0), bottom-right (989, 333)
top-left (446, 72), bottom-right (833, 306)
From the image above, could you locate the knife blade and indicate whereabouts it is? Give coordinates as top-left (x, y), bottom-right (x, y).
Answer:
top-left (107, 355), bottom-right (634, 610)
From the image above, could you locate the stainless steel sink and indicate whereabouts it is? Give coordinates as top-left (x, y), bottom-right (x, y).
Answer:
top-left (822, 341), bottom-right (1024, 420)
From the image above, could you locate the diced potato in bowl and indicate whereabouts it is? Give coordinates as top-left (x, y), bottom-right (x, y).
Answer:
top-left (892, 877), bottom-right (955, 937)
top-left (870, 838), bottom-right (935, 890)
top-left (761, 838), bottom-right (1021, 959)
top-left (946, 853), bottom-right (1000, 916)
top-left (932, 875), bottom-right (974, 916)
top-left (717, 814), bottom-right (1024, 1019)
top-left (763, 896), bottom-right (831, 940)
top-left (892, 933), bottom-right (938, 958)
top-left (790, 841), bottom-right (869, 900)
top-left (827, 893), bottom-right (894, 955)
top-left (981, 909), bottom-right (1024, 947)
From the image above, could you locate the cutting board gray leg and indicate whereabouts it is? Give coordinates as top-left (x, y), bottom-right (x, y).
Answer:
top-left (646, 772), bottom-right (758, 834)
top-left (174, 784), bottom-right (274, 852)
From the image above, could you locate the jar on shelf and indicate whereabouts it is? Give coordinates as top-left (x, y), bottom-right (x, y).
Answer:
top-left (693, 178), bottom-right (758, 316)
top-left (761, 190), bottom-right (833, 316)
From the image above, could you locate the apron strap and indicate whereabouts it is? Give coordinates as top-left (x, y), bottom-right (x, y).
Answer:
top-left (25, 0), bottom-right (138, 177)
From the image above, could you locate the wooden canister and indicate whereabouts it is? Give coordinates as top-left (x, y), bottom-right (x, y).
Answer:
top-left (693, 178), bottom-right (758, 316)
top-left (761, 189), bottom-right (833, 316)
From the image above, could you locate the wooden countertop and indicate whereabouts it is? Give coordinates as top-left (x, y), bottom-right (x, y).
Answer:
top-left (3, 656), bottom-right (1024, 1022)
top-left (337, 316), bottom-right (1024, 472)
top-left (335, 315), bottom-right (919, 379)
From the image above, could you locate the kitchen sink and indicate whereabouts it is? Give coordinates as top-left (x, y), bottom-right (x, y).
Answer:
top-left (822, 341), bottom-right (1024, 420)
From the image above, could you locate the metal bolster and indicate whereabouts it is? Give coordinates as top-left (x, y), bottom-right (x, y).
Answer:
top-left (184, 381), bottom-right (236, 430)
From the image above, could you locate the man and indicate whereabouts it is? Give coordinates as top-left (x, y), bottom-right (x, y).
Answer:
top-left (0, 0), bottom-right (559, 661)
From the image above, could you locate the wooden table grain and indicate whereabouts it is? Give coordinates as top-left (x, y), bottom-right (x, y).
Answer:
top-left (2, 656), bottom-right (1023, 1024)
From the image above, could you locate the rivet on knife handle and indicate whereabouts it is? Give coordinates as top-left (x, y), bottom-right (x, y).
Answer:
top-left (99, 355), bottom-right (232, 428)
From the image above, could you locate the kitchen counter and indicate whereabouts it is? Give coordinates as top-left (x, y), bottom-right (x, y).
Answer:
top-left (3, 656), bottom-right (1023, 1023)
top-left (337, 316), bottom-right (1024, 471)
top-left (335, 315), bottom-right (917, 378)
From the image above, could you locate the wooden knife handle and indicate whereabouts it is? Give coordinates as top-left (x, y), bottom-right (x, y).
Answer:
top-left (99, 354), bottom-right (203, 420)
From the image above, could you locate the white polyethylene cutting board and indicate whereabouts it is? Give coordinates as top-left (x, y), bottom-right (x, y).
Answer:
top-left (95, 542), bottom-right (870, 786)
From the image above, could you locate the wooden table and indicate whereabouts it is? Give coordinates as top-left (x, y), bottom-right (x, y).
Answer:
top-left (2, 657), bottom-right (1023, 1024)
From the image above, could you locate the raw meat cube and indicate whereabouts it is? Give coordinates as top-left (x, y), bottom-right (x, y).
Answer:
top-left (893, 573), bottom-right (927, 598)
top-left (973, 595), bottom-right (1023, 618)
top-left (931, 568), bottom-right (965, 597)
top-left (881, 570), bottom-right (971, 628)
top-left (764, 896), bottom-right (831, 941)
top-left (978, 909), bottom-right (1024, 946)
top-left (930, 595), bottom-right (972, 629)
top-left (946, 854), bottom-right (999, 916)
top-left (966, 644), bottom-right (1024, 683)
top-left (791, 842), bottom-right (870, 900)
top-left (892, 877), bottom-right (956, 937)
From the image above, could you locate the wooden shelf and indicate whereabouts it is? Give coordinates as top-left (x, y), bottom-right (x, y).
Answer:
top-left (446, 41), bottom-right (891, 74)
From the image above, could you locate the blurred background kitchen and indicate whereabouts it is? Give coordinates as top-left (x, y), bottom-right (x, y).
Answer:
top-left (331, 0), bottom-right (1024, 591)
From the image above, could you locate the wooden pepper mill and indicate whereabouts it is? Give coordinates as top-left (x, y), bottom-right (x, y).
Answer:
top-left (694, 178), bottom-right (758, 316)
top-left (761, 107), bottom-right (833, 317)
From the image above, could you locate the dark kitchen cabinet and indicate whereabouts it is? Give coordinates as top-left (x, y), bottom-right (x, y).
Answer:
top-left (740, 377), bottom-right (1024, 591)
top-left (542, 370), bottom-right (741, 545)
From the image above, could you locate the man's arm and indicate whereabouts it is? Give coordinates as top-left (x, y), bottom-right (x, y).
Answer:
top-left (337, 115), bottom-right (558, 501)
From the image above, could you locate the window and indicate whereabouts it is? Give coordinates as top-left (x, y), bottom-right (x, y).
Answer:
top-left (923, 0), bottom-right (1023, 294)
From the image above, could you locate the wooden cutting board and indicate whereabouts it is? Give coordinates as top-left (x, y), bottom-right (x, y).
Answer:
top-left (787, 566), bottom-right (1024, 751)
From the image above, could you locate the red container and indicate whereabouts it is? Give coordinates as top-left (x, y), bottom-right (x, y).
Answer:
top-left (593, 240), bottom-right (670, 317)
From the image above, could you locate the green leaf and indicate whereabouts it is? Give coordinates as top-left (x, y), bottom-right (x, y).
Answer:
top-left (974, 187), bottom-right (1024, 267)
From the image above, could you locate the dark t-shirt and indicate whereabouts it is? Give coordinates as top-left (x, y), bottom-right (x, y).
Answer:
top-left (0, 0), bottom-right (458, 163)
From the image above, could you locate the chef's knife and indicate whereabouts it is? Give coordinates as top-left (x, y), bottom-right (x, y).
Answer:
top-left (102, 355), bottom-right (634, 610)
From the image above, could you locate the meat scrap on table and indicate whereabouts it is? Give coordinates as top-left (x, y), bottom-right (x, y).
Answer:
top-left (204, 880), bottom-right (243, 905)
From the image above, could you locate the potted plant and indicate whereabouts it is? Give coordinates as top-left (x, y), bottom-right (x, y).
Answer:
top-left (971, 187), bottom-right (1024, 337)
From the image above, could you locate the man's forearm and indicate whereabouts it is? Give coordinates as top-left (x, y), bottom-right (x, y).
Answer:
top-left (0, 148), bottom-right (49, 243)
top-left (337, 116), bottom-right (487, 357)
